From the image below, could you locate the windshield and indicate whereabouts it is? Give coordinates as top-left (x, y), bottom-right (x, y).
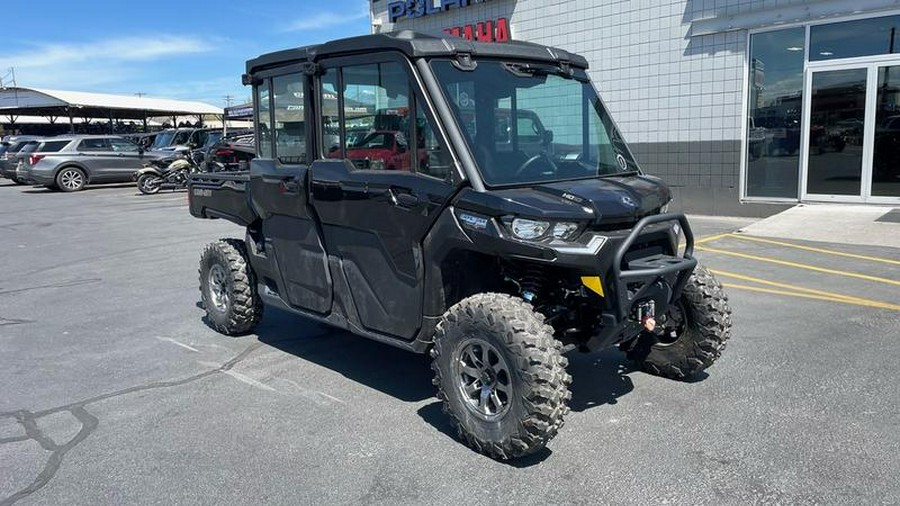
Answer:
top-left (152, 130), bottom-right (176, 148)
top-left (431, 60), bottom-right (639, 186)
top-left (203, 131), bottom-right (223, 150)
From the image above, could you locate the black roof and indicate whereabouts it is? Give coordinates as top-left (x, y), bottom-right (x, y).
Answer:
top-left (246, 31), bottom-right (589, 75)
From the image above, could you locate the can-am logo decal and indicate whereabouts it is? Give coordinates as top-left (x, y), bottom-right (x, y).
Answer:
top-left (458, 212), bottom-right (488, 230)
top-left (389, 0), bottom-right (492, 23)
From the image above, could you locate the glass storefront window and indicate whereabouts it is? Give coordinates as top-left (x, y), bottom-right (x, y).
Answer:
top-left (873, 65), bottom-right (900, 197)
top-left (746, 28), bottom-right (805, 199)
top-left (810, 15), bottom-right (900, 61)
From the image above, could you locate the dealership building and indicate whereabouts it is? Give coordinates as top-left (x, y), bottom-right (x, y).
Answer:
top-left (370, 0), bottom-right (900, 216)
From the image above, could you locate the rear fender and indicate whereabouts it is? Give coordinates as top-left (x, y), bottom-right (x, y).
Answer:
top-left (134, 167), bottom-right (162, 178)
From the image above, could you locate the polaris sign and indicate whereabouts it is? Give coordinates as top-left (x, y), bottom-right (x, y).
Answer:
top-left (388, 0), bottom-right (492, 23)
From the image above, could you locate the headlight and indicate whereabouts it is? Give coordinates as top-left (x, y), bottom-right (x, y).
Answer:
top-left (511, 218), bottom-right (550, 240)
top-left (552, 222), bottom-right (580, 241)
top-left (369, 158), bottom-right (385, 170)
top-left (506, 218), bottom-right (582, 242)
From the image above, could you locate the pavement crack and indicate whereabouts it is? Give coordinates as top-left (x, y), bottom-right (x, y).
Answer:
top-left (0, 317), bottom-right (35, 327)
top-left (0, 278), bottom-right (102, 297)
top-left (0, 342), bottom-right (262, 505)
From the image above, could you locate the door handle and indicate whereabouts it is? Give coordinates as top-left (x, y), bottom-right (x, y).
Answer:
top-left (279, 180), bottom-right (300, 194)
top-left (391, 190), bottom-right (419, 208)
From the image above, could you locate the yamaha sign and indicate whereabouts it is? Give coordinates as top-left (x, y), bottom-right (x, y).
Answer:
top-left (388, 0), bottom-right (492, 23)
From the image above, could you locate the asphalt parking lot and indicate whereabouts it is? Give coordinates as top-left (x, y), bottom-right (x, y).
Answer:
top-left (1, 181), bottom-right (898, 505)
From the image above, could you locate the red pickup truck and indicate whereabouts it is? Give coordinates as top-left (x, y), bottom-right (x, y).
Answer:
top-left (328, 130), bottom-right (426, 171)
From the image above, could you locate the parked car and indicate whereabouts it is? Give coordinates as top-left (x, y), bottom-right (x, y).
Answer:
top-left (202, 131), bottom-right (255, 171)
top-left (0, 136), bottom-right (43, 183)
top-left (18, 135), bottom-right (169, 191)
top-left (151, 127), bottom-right (221, 152)
top-left (327, 130), bottom-right (427, 170)
top-left (122, 132), bottom-right (158, 150)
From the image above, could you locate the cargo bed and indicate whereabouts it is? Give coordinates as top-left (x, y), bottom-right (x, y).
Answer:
top-left (187, 172), bottom-right (257, 226)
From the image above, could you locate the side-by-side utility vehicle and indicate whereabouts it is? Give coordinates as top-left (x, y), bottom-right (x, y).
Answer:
top-left (188, 32), bottom-right (732, 459)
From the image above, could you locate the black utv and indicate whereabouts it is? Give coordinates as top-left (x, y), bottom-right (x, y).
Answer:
top-left (188, 31), bottom-right (732, 459)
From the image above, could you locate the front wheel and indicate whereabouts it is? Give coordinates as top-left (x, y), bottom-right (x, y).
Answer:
top-left (430, 293), bottom-right (571, 459)
top-left (199, 239), bottom-right (263, 336)
top-left (136, 173), bottom-right (162, 194)
top-left (625, 265), bottom-right (732, 379)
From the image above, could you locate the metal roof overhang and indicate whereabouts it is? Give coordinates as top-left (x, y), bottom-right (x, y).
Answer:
top-left (0, 87), bottom-right (223, 121)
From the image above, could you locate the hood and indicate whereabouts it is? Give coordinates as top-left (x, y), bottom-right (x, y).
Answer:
top-left (456, 174), bottom-right (671, 226)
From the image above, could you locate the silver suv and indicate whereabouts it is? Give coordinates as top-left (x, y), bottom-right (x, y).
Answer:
top-left (19, 135), bottom-right (168, 191)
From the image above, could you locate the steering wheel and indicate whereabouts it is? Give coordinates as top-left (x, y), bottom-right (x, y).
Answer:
top-left (514, 152), bottom-right (559, 179)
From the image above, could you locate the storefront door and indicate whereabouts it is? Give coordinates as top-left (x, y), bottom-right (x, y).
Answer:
top-left (802, 60), bottom-right (900, 203)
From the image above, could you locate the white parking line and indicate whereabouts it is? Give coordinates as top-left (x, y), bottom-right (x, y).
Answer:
top-left (155, 337), bottom-right (199, 353)
top-left (223, 369), bottom-right (278, 392)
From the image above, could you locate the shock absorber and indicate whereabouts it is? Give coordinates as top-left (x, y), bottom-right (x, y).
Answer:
top-left (519, 265), bottom-right (546, 303)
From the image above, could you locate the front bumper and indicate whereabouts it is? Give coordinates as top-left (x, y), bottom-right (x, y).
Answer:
top-left (583, 213), bottom-right (697, 350)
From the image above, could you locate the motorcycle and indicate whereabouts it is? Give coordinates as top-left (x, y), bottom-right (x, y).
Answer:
top-left (134, 149), bottom-right (201, 195)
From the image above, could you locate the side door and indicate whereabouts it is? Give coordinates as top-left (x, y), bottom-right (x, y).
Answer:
top-left (249, 70), bottom-right (333, 314)
top-left (74, 138), bottom-right (115, 181)
top-left (309, 56), bottom-right (459, 340)
top-left (108, 137), bottom-right (146, 178)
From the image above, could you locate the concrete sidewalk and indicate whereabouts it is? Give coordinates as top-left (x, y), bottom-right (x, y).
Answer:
top-left (736, 204), bottom-right (900, 249)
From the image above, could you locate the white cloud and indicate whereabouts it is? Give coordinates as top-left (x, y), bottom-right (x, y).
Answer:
top-left (0, 35), bottom-right (218, 96)
top-left (283, 2), bottom-right (368, 31)
top-left (0, 36), bottom-right (215, 70)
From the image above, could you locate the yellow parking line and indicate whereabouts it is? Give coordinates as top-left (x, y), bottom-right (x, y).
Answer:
top-left (727, 234), bottom-right (900, 266)
top-left (697, 245), bottom-right (900, 287)
top-left (722, 283), bottom-right (900, 312)
top-left (694, 233), bottom-right (729, 245)
top-left (711, 269), bottom-right (900, 310)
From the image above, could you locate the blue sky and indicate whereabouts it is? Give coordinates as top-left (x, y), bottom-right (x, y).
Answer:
top-left (0, 0), bottom-right (371, 107)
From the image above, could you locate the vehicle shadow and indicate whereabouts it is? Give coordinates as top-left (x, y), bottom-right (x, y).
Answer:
top-left (251, 306), bottom-right (435, 403)
top-left (21, 183), bottom-right (136, 194)
top-left (566, 350), bottom-right (637, 411)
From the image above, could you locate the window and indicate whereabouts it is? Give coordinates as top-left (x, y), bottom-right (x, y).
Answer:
top-left (811, 15), bottom-right (900, 61)
top-left (256, 80), bottom-right (272, 158)
top-left (745, 28), bottom-right (805, 199)
top-left (320, 68), bottom-right (342, 156)
top-left (416, 96), bottom-right (453, 179)
top-left (321, 60), bottom-right (452, 178)
top-left (79, 138), bottom-right (111, 151)
top-left (109, 138), bottom-right (140, 152)
top-left (37, 140), bottom-right (70, 153)
top-left (272, 73), bottom-right (308, 164)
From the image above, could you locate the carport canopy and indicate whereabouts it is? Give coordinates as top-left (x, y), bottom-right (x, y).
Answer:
top-left (0, 87), bottom-right (223, 131)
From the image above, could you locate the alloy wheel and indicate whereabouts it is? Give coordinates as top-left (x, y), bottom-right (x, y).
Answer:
top-left (59, 169), bottom-right (84, 191)
top-left (453, 338), bottom-right (512, 420)
top-left (207, 264), bottom-right (229, 313)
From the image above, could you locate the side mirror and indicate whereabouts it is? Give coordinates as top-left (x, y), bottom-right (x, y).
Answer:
top-left (138, 146), bottom-right (145, 155)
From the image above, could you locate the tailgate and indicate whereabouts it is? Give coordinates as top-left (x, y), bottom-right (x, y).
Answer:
top-left (188, 172), bottom-right (256, 226)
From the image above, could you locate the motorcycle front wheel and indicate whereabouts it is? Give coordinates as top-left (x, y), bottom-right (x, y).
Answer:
top-left (137, 173), bottom-right (162, 195)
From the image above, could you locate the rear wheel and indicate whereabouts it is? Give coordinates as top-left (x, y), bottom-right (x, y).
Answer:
top-left (137, 173), bottom-right (162, 194)
top-left (625, 265), bottom-right (731, 379)
top-left (56, 167), bottom-right (86, 192)
top-left (199, 239), bottom-right (263, 336)
top-left (431, 293), bottom-right (571, 459)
